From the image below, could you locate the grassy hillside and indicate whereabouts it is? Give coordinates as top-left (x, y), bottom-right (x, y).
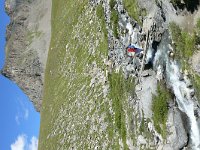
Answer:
top-left (38, 1), bottom-right (138, 149)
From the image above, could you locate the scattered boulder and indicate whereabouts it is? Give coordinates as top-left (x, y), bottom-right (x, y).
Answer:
top-left (138, 135), bottom-right (147, 145)
top-left (141, 69), bottom-right (153, 77)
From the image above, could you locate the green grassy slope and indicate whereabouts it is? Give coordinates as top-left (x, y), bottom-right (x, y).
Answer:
top-left (38, 1), bottom-right (138, 149)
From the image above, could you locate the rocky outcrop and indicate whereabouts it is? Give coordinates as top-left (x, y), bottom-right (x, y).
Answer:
top-left (1, 0), bottom-right (52, 111)
top-left (167, 108), bottom-right (188, 149)
top-left (192, 51), bottom-right (200, 75)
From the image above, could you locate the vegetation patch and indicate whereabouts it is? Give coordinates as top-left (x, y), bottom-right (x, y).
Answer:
top-left (195, 18), bottom-right (200, 45)
top-left (38, 0), bottom-right (153, 149)
top-left (110, 0), bottom-right (117, 10)
top-left (109, 0), bottom-right (119, 38)
top-left (170, 22), bottom-right (196, 59)
top-left (38, 0), bottom-right (113, 149)
top-left (96, 4), bottom-right (107, 39)
top-left (191, 74), bottom-right (200, 103)
top-left (152, 83), bottom-right (171, 138)
top-left (169, 22), bottom-right (197, 70)
top-left (108, 72), bottom-right (126, 148)
top-left (38, 0), bottom-right (137, 149)
top-left (192, 19), bottom-right (200, 103)
top-left (108, 71), bottom-right (135, 149)
top-left (170, 19), bottom-right (200, 53)
top-left (123, 0), bottom-right (145, 25)
top-left (111, 9), bottom-right (119, 38)
top-left (170, 19), bottom-right (200, 104)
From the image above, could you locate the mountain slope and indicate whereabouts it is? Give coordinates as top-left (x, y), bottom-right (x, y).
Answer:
top-left (2, 0), bottom-right (200, 149)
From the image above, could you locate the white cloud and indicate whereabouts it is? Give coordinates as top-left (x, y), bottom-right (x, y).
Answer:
top-left (15, 108), bottom-right (29, 125)
top-left (15, 105), bottom-right (29, 125)
top-left (28, 136), bottom-right (38, 150)
top-left (15, 115), bottom-right (20, 125)
top-left (24, 109), bottom-right (29, 120)
top-left (11, 135), bottom-right (26, 150)
top-left (11, 135), bottom-right (38, 150)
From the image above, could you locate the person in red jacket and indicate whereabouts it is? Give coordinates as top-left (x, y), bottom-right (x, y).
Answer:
top-left (127, 44), bottom-right (143, 57)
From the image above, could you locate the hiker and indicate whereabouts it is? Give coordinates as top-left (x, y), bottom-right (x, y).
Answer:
top-left (127, 44), bottom-right (143, 57)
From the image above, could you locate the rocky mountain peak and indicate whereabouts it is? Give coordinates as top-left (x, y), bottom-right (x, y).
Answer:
top-left (2, 0), bottom-right (52, 111)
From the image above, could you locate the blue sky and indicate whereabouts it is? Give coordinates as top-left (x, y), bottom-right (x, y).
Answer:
top-left (0, 0), bottom-right (40, 150)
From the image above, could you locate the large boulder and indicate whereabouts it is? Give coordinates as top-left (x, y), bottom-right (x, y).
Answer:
top-left (167, 108), bottom-right (188, 149)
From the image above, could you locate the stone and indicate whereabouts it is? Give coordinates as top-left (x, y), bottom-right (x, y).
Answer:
top-left (192, 51), bottom-right (200, 75)
top-left (148, 122), bottom-right (153, 132)
top-left (163, 144), bottom-right (173, 150)
top-left (183, 75), bottom-right (192, 88)
top-left (138, 135), bottom-right (147, 145)
top-left (189, 89), bottom-right (195, 97)
top-left (179, 73), bottom-right (184, 81)
top-left (126, 64), bottom-right (135, 72)
top-left (167, 108), bottom-right (188, 149)
top-left (141, 70), bottom-right (152, 77)
top-left (136, 75), bottom-right (157, 118)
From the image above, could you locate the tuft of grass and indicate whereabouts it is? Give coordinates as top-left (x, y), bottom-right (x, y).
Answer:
top-left (110, 0), bottom-right (116, 10)
top-left (170, 22), bottom-right (196, 59)
top-left (109, 0), bottom-right (119, 38)
top-left (170, 22), bottom-right (196, 71)
top-left (125, 75), bottom-right (135, 94)
top-left (192, 74), bottom-right (200, 103)
top-left (152, 83), bottom-right (171, 138)
top-left (110, 9), bottom-right (119, 38)
top-left (123, 0), bottom-right (142, 24)
top-left (139, 111), bottom-right (145, 133)
top-left (96, 4), bottom-right (107, 39)
top-left (196, 19), bottom-right (200, 31)
top-left (195, 18), bottom-right (200, 45)
top-left (169, 21), bottom-right (200, 71)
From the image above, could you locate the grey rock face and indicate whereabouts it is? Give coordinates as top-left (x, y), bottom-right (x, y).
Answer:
top-left (167, 108), bottom-right (188, 150)
top-left (2, 0), bottom-right (52, 111)
top-left (192, 51), bottom-right (200, 75)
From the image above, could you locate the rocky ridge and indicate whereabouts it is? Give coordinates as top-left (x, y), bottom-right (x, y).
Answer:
top-left (2, 0), bottom-right (51, 111)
